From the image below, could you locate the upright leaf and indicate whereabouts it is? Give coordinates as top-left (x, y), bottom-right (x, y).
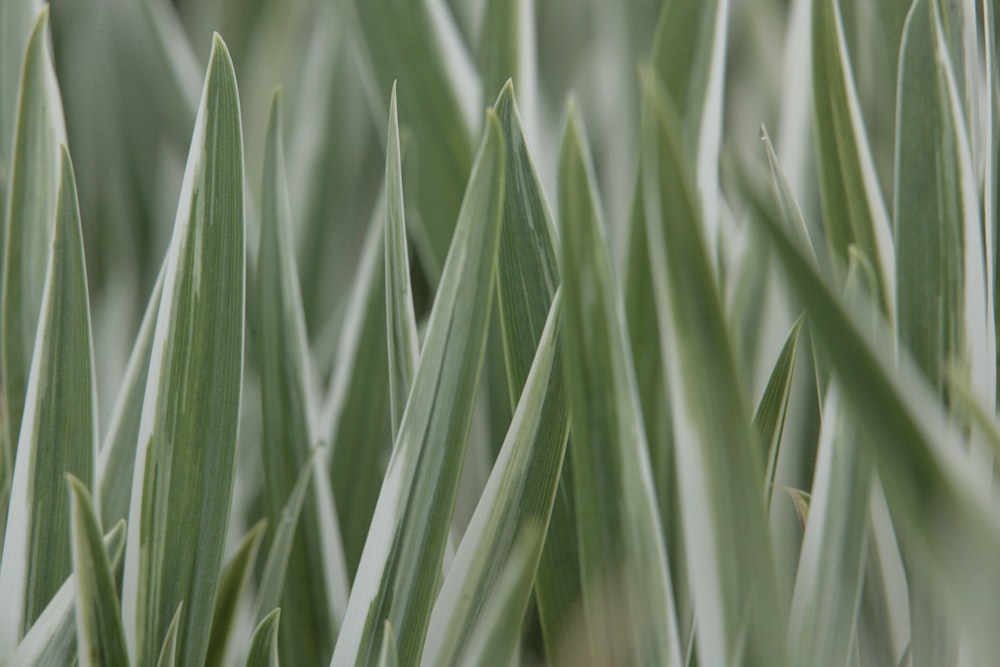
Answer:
top-left (559, 107), bottom-right (682, 666)
top-left (68, 476), bottom-right (128, 667)
top-left (812, 0), bottom-right (895, 311)
top-left (0, 146), bottom-right (96, 647)
top-left (155, 607), bottom-right (181, 667)
top-left (245, 610), bottom-right (280, 667)
top-left (421, 295), bottom-right (567, 666)
top-left (205, 520), bottom-right (267, 667)
top-left (121, 35), bottom-right (245, 667)
top-left (377, 623), bottom-right (398, 667)
top-left (258, 89), bottom-right (347, 667)
top-left (0, 0), bottom-right (40, 204)
top-left (639, 74), bottom-right (783, 666)
top-left (0, 7), bottom-right (67, 525)
top-left (384, 84), bottom-right (419, 438)
top-left (331, 113), bottom-right (505, 667)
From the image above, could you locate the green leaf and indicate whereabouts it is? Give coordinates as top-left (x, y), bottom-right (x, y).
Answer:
top-left (0, 6), bottom-right (67, 529)
top-left (753, 316), bottom-right (804, 507)
top-left (0, 0), bottom-right (40, 202)
top-left (377, 622), bottom-right (398, 667)
top-left (440, 524), bottom-right (544, 667)
top-left (491, 82), bottom-right (579, 662)
top-left (67, 475), bottom-right (129, 667)
top-left (559, 105), bottom-right (682, 666)
top-left (1, 521), bottom-right (125, 667)
top-left (258, 88), bottom-right (347, 666)
top-left (98, 266), bottom-right (164, 529)
top-left (754, 165), bottom-right (1000, 663)
top-left (478, 0), bottom-right (523, 106)
top-left (205, 520), bottom-right (267, 667)
top-left (245, 610), bottom-right (280, 667)
top-left (384, 83), bottom-right (420, 438)
top-left (639, 73), bottom-right (783, 666)
top-left (120, 34), bottom-right (245, 667)
top-left (350, 0), bottom-right (475, 274)
top-left (811, 0), bottom-right (895, 311)
top-left (761, 125), bottom-right (818, 259)
top-left (0, 145), bottom-right (97, 645)
top-left (155, 605), bottom-right (181, 667)
top-left (331, 112), bottom-right (505, 667)
top-left (421, 293), bottom-right (567, 666)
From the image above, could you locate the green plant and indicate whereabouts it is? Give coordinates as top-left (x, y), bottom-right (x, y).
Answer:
top-left (0, 0), bottom-right (998, 665)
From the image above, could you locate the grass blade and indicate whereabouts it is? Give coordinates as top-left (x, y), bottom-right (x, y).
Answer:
top-left (68, 475), bottom-right (128, 667)
top-left (0, 6), bottom-right (67, 529)
top-left (205, 520), bottom-right (267, 667)
top-left (259, 89), bottom-right (346, 666)
top-left (492, 82), bottom-right (579, 662)
top-left (245, 610), bottom-right (280, 667)
top-left (0, 145), bottom-right (96, 645)
top-left (384, 84), bottom-right (419, 438)
top-left (753, 316), bottom-right (804, 507)
top-left (559, 106), bottom-right (682, 666)
top-left (121, 35), bottom-right (245, 667)
top-left (639, 73), bottom-right (783, 666)
top-left (2, 520), bottom-right (125, 666)
top-left (331, 112), bottom-right (505, 667)
top-left (0, 0), bottom-right (40, 206)
top-left (155, 606), bottom-right (181, 667)
top-left (421, 293), bottom-right (567, 667)
top-left (811, 0), bottom-right (895, 312)
top-left (377, 623), bottom-right (398, 667)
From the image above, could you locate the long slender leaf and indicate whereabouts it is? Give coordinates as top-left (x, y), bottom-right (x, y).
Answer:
top-left (155, 606), bottom-right (181, 667)
top-left (421, 293), bottom-right (567, 666)
top-left (0, 0), bottom-right (40, 206)
top-left (0, 145), bottom-right (97, 646)
top-left (559, 105), bottom-right (682, 667)
top-left (68, 475), bottom-right (129, 667)
top-left (331, 112), bottom-right (505, 667)
top-left (639, 72), bottom-right (783, 666)
top-left (811, 0), bottom-right (895, 311)
top-left (384, 83), bottom-right (419, 438)
top-left (121, 34), bottom-right (245, 667)
top-left (1, 520), bottom-right (124, 667)
top-left (245, 610), bottom-right (280, 667)
top-left (205, 519), bottom-right (267, 667)
top-left (258, 88), bottom-right (346, 666)
top-left (377, 622), bottom-right (398, 667)
top-left (0, 6), bottom-right (67, 531)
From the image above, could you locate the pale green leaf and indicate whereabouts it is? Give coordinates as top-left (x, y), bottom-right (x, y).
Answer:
top-left (331, 112), bottom-right (505, 667)
top-left (421, 294), bottom-right (567, 667)
top-left (559, 105), bottom-right (682, 666)
top-left (155, 605), bottom-right (181, 667)
top-left (258, 88), bottom-right (347, 666)
top-left (245, 610), bottom-right (280, 667)
top-left (0, 145), bottom-right (97, 647)
top-left (350, 0), bottom-right (475, 274)
top-left (205, 520), bottom-right (267, 667)
top-left (0, 0), bottom-right (40, 202)
top-left (377, 622), bottom-right (398, 667)
top-left (812, 0), bottom-right (895, 312)
top-left (0, 6), bottom-right (67, 528)
top-left (491, 82), bottom-right (579, 663)
top-left (753, 316), bottom-right (804, 507)
top-left (384, 83), bottom-right (420, 438)
top-left (1, 520), bottom-right (124, 667)
top-left (639, 73), bottom-right (783, 666)
top-left (761, 126), bottom-right (818, 259)
top-left (121, 35), bottom-right (245, 667)
top-left (68, 475), bottom-right (129, 667)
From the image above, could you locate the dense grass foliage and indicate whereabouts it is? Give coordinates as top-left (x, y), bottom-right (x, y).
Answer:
top-left (0, 0), bottom-right (998, 665)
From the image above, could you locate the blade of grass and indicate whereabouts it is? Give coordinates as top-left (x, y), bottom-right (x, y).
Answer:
top-left (491, 82), bottom-right (579, 662)
top-left (1, 520), bottom-right (125, 666)
top-left (0, 0), bottom-right (40, 205)
top-left (245, 610), bottom-right (280, 667)
top-left (378, 623), bottom-right (398, 667)
top-left (559, 105), bottom-right (682, 666)
top-left (330, 112), bottom-right (505, 667)
top-left (811, 0), bottom-right (895, 313)
top-left (640, 71), bottom-right (784, 666)
top-left (754, 169), bottom-right (1000, 663)
top-left (0, 145), bottom-right (97, 646)
top-left (0, 6), bottom-right (67, 536)
top-left (205, 520), bottom-right (267, 667)
top-left (384, 83), bottom-right (419, 438)
top-left (753, 316), bottom-right (804, 507)
top-left (121, 35), bottom-right (245, 667)
top-left (259, 89), bottom-right (347, 666)
top-left (421, 294), bottom-right (567, 666)
top-left (67, 475), bottom-right (128, 667)
top-left (155, 606), bottom-right (181, 667)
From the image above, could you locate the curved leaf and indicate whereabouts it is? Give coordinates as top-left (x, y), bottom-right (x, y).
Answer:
top-left (205, 520), bottom-right (267, 667)
top-left (245, 610), bottom-right (280, 667)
